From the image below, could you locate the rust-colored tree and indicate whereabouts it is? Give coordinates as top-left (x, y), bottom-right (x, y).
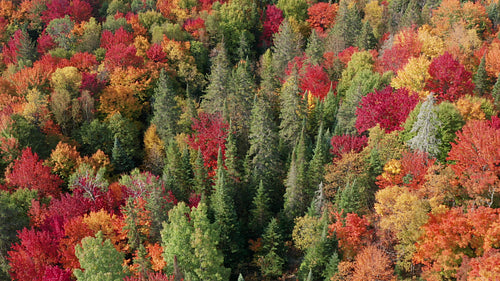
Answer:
top-left (352, 245), bottom-right (394, 281)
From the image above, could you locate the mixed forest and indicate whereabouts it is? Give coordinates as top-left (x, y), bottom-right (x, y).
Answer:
top-left (0, 0), bottom-right (499, 280)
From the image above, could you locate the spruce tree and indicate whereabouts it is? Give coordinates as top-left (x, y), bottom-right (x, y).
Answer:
top-left (407, 93), bottom-right (441, 157)
top-left (112, 136), bottom-right (134, 174)
top-left (257, 218), bottom-right (284, 279)
top-left (228, 60), bottom-right (255, 142)
top-left (152, 69), bottom-right (180, 143)
top-left (210, 150), bottom-right (242, 271)
top-left (193, 149), bottom-right (210, 197)
top-left (305, 30), bottom-right (324, 66)
top-left (474, 55), bottom-right (492, 96)
top-left (202, 42), bottom-right (231, 114)
top-left (163, 140), bottom-right (190, 202)
top-left (356, 21), bottom-right (377, 51)
top-left (328, 0), bottom-right (362, 50)
top-left (190, 203), bottom-right (230, 281)
top-left (279, 69), bottom-right (306, 151)
top-left (272, 20), bottom-right (303, 80)
top-left (249, 180), bottom-right (272, 236)
top-left (493, 73), bottom-right (500, 111)
top-left (307, 123), bottom-right (328, 199)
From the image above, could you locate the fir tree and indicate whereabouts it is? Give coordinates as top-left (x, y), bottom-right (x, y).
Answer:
top-left (257, 218), bottom-right (284, 279)
top-left (112, 136), bottom-right (134, 174)
top-left (203, 42), bottom-right (231, 114)
top-left (210, 150), bottom-right (242, 271)
top-left (163, 140), bottom-right (190, 202)
top-left (228, 60), bottom-right (255, 142)
top-left (473, 55), bottom-right (492, 96)
top-left (493, 73), bottom-right (500, 111)
top-left (407, 93), bottom-right (441, 157)
top-left (152, 69), bottom-right (180, 143)
top-left (305, 30), bottom-right (324, 66)
top-left (307, 123), bottom-right (328, 199)
top-left (249, 180), bottom-right (272, 236)
top-left (272, 20), bottom-right (303, 80)
top-left (193, 149), bottom-right (210, 197)
top-left (328, 0), bottom-right (362, 50)
top-left (322, 86), bottom-right (340, 132)
top-left (356, 21), bottom-right (377, 51)
top-left (190, 203), bottom-right (230, 281)
top-left (279, 69), bottom-right (306, 150)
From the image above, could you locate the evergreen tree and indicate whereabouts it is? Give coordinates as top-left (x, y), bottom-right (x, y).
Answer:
top-left (228, 60), bottom-right (255, 143)
top-left (107, 112), bottom-right (141, 167)
top-left (238, 273), bottom-right (245, 281)
top-left (74, 231), bottom-right (126, 281)
top-left (193, 149), bottom-right (210, 197)
top-left (305, 30), bottom-right (324, 66)
top-left (400, 0), bottom-right (421, 29)
top-left (249, 180), bottom-right (272, 236)
top-left (328, 0), bottom-right (362, 50)
top-left (279, 69), bottom-right (306, 150)
top-left (307, 123), bottom-right (328, 199)
top-left (112, 136), bottom-right (134, 174)
top-left (272, 20), bottom-right (303, 80)
top-left (493, 73), bottom-right (500, 111)
top-left (225, 121), bottom-right (242, 182)
top-left (283, 124), bottom-right (310, 220)
top-left (407, 93), bottom-right (441, 157)
top-left (257, 218), bottom-right (284, 279)
top-left (152, 69), bottom-right (180, 143)
top-left (202, 42), bottom-right (231, 114)
top-left (163, 140), bottom-right (191, 202)
top-left (161, 202), bottom-right (194, 277)
top-left (17, 29), bottom-right (36, 68)
top-left (322, 87), bottom-right (340, 132)
top-left (356, 21), bottom-right (377, 51)
top-left (190, 203), bottom-right (230, 281)
top-left (473, 55), bottom-right (492, 96)
top-left (259, 50), bottom-right (281, 120)
top-left (210, 150), bottom-right (242, 271)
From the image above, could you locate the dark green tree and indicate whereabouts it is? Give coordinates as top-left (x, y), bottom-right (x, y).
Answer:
top-left (210, 150), bottom-right (242, 271)
top-left (152, 69), bottom-right (181, 143)
top-left (493, 73), bottom-right (500, 111)
top-left (111, 136), bottom-right (134, 174)
top-left (77, 119), bottom-right (113, 156)
top-left (307, 123), bottom-right (328, 198)
top-left (356, 21), bottom-right (378, 51)
top-left (228, 60), bottom-right (255, 143)
top-left (163, 140), bottom-right (191, 202)
top-left (107, 112), bottom-right (141, 167)
top-left (193, 149), bottom-right (210, 197)
top-left (257, 218), bottom-right (284, 279)
top-left (473, 55), bottom-right (493, 96)
top-left (249, 180), bottom-right (272, 236)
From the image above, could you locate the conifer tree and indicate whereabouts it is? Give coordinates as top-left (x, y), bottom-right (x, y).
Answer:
top-left (161, 202), bottom-right (193, 277)
top-left (356, 21), bottom-right (377, 51)
top-left (408, 93), bottom-right (441, 157)
top-left (322, 87), bottom-right (340, 132)
top-left (328, 0), bottom-right (362, 50)
top-left (493, 74), bottom-right (500, 111)
top-left (163, 140), bottom-right (191, 201)
top-left (259, 50), bottom-right (281, 121)
top-left (190, 203), bottom-right (230, 281)
top-left (305, 30), bottom-right (324, 66)
top-left (152, 69), bottom-right (180, 143)
top-left (473, 55), bottom-right (492, 96)
top-left (228, 60), bottom-right (255, 142)
top-left (210, 150), bottom-right (241, 271)
top-left (225, 121), bottom-right (241, 183)
top-left (112, 136), bottom-right (134, 174)
top-left (249, 180), bottom-right (272, 236)
top-left (257, 218), bottom-right (284, 279)
top-left (279, 69), bottom-right (306, 150)
top-left (307, 124), bottom-right (328, 198)
top-left (272, 20), bottom-right (303, 80)
top-left (203, 42), bottom-right (231, 114)
top-left (193, 149), bottom-right (210, 197)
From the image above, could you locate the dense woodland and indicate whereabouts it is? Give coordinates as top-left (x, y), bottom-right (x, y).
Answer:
top-left (0, 0), bottom-right (499, 280)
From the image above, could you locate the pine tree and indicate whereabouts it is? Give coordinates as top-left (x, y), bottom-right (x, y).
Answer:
top-left (259, 50), bottom-right (281, 121)
top-left (210, 150), bottom-right (241, 270)
top-left (305, 30), bottom-right (324, 66)
top-left (272, 20), bottom-right (303, 80)
top-left (193, 149), bottom-right (210, 197)
top-left (202, 42), bottom-right (231, 114)
top-left (473, 55), bottom-right (492, 96)
top-left (225, 121), bottom-right (242, 182)
top-left (407, 92), bottom-right (441, 157)
top-left (257, 218), bottom-right (284, 279)
top-left (190, 203), bottom-right (230, 281)
top-left (356, 21), bottom-right (377, 51)
top-left (152, 69), bottom-right (181, 143)
top-left (249, 180), bottom-right (272, 236)
top-left (74, 231), bottom-right (126, 281)
top-left (163, 140), bottom-right (191, 202)
top-left (307, 123), bottom-right (328, 199)
top-left (279, 69), bottom-right (306, 150)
